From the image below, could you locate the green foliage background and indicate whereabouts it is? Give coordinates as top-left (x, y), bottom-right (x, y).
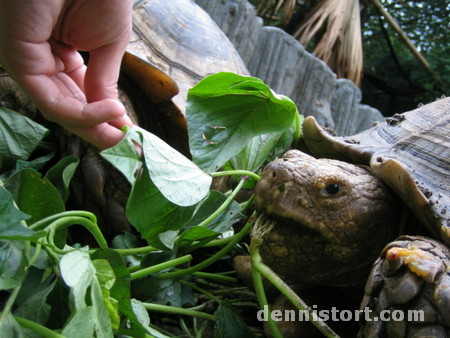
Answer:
top-left (251, 0), bottom-right (450, 115)
top-left (361, 0), bottom-right (450, 114)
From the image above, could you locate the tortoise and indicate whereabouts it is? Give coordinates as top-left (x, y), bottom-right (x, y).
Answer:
top-left (1, 0), bottom-right (249, 237)
top-left (253, 97), bottom-right (450, 337)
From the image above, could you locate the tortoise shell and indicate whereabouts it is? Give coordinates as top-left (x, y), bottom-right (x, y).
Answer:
top-left (302, 97), bottom-right (450, 244)
top-left (128, 0), bottom-right (249, 114)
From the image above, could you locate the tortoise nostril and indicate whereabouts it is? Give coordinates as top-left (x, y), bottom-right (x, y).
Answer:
top-left (272, 171), bottom-right (277, 178)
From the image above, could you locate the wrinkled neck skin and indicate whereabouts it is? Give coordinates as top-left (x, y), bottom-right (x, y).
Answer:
top-left (254, 150), bottom-right (400, 287)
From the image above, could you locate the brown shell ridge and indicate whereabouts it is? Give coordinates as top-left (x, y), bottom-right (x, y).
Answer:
top-left (121, 51), bottom-right (179, 103)
top-left (370, 157), bottom-right (447, 244)
top-left (303, 98), bottom-right (450, 243)
top-left (302, 115), bottom-right (374, 164)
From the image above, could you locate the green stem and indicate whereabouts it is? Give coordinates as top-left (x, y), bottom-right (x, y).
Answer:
top-left (14, 316), bottom-right (65, 338)
top-left (112, 245), bottom-right (158, 256)
top-left (180, 318), bottom-right (193, 337)
top-left (251, 256), bottom-right (282, 338)
top-left (252, 248), bottom-right (340, 338)
top-left (130, 254), bottom-right (192, 280)
top-left (191, 271), bottom-right (237, 283)
top-left (0, 286), bottom-right (21, 327)
top-left (30, 210), bottom-right (97, 230)
top-left (196, 178), bottom-right (246, 228)
top-left (28, 243), bottom-right (42, 267)
top-left (142, 303), bottom-right (215, 322)
top-left (127, 265), bottom-right (141, 273)
top-left (211, 170), bottom-right (260, 181)
top-left (240, 194), bottom-right (255, 214)
top-left (156, 221), bottom-right (251, 280)
top-left (178, 279), bottom-right (221, 303)
top-left (202, 231), bottom-right (244, 247)
top-left (46, 216), bottom-right (108, 252)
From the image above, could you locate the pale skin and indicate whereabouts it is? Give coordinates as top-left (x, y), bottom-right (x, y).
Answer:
top-left (0, 0), bottom-right (134, 149)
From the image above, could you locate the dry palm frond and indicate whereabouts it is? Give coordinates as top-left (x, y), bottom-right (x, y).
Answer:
top-left (277, 0), bottom-right (297, 26)
top-left (294, 0), bottom-right (363, 86)
top-left (257, 0), bottom-right (298, 26)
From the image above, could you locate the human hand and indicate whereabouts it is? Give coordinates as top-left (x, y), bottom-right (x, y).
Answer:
top-left (0, 0), bottom-right (133, 149)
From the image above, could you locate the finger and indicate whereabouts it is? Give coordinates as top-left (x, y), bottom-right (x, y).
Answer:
top-left (20, 72), bottom-right (126, 127)
top-left (84, 30), bottom-right (131, 102)
top-left (108, 114), bottom-right (134, 129)
top-left (66, 122), bottom-right (127, 150)
top-left (49, 40), bottom-right (86, 91)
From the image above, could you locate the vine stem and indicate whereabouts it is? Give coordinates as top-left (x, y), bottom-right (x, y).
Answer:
top-left (191, 271), bottom-right (237, 283)
top-left (156, 221), bottom-right (252, 280)
top-left (196, 178), bottom-right (246, 229)
top-left (130, 254), bottom-right (192, 280)
top-left (178, 279), bottom-right (222, 303)
top-left (111, 245), bottom-right (158, 256)
top-left (251, 256), bottom-right (282, 338)
top-left (14, 316), bottom-right (65, 338)
top-left (45, 216), bottom-right (108, 252)
top-left (29, 210), bottom-right (97, 231)
top-left (0, 286), bottom-right (21, 327)
top-left (211, 170), bottom-right (260, 181)
top-left (202, 229), bottom-right (249, 247)
top-left (142, 303), bottom-right (215, 322)
top-left (251, 247), bottom-right (340, 338)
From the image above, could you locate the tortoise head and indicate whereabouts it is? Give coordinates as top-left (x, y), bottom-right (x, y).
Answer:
top-left (254, 150), bottom-right (400, 286)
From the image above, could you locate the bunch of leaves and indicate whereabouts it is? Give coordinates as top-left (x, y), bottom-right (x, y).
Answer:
top-left (0, 72), bottom-right (301, 337)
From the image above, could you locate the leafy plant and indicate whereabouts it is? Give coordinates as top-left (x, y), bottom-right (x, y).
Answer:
top-left (0, 73), bottom-right (301, 337)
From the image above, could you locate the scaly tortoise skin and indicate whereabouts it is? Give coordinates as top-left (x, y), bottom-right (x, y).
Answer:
top-left (1, 0), bottom-right (249, 237)
top-left (254, 97), bottom-right (450, 337)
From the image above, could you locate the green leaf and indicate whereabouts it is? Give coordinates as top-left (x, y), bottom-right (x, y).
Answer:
top-left (0, 240), bottom-right (28, 290)
top-left (91, 249), bottom-right (148, 337)
top-left (100, 127), bottom-right (141, 185)
top-left (0, 185), bottom-right (44, 240)
top-left (5, 169), bottom-right (65, 225)
top-left (177, 191), bottom-right (242, 247)
top-left (0, 107), bottom-right (48, 170)
top-left (14, 272), bottom-right (56, 327)
top-left (93, 259), bottom-right (120, 331)
top-left (126, 167), bottom-right (195, 247)
top-left (158, 230), bottom-right (179, 250)
top-left (130, 299), bottom-right (172, 338)
top-left (136, 126), bottom-right (211, 207)
top-left (187, 72), bottom-right (298, 172)
top-left (45, 156), bottom-right (79, 202)
top-left (177, 226), bottom-right (219, 248)
top-left (231, 134), bottom-right (282, 172)
top-left (214, 304), bottom-right (255, 338)
top-left (60, 250), bottom-right (113, 337)
top-left (231, 129), bottom-right (294, 172)
top-left (15, 153), bottom-right (54, 171)
top-left (132, 278), bottom-right (182, 307)
top-left (45, 278), bottom-right (71, 330)
top-left (188, 191), bottom-right (242, 232)
top-left (0, 313), bottom-right (24, 337)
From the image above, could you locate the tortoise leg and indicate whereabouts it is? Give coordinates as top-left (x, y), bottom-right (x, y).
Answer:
top-left (359, 235), bottom-right (450, 337)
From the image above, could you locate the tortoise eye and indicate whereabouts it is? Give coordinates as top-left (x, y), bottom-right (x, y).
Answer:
top-left (323, 183), bottom-right (340, 195)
